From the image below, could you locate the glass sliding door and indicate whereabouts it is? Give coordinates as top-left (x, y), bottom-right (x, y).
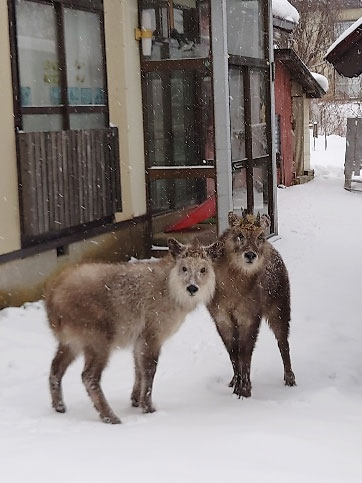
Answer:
top-left (139, 0), bottom-right (216, 246)
top-left (226, 0), bottom-right (274, 232)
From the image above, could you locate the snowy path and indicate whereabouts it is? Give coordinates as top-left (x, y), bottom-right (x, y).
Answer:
top-left (1, 136), bottom-right (362, 482)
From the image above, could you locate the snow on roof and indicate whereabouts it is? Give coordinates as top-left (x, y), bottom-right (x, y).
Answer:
top-left (272, 0), bottom-right (300, 24)
top-left (326, 16), bottom-right (362, 57)
top-left (311, 72), bottom-right (329, 93)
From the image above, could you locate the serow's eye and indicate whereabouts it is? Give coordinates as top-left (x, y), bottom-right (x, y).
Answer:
top-left (182, 266), bottom-right (187, 272)
top-left (237, 235), bottom-right (244, 242)
top-left (200, 267), bottom-right (206, 274)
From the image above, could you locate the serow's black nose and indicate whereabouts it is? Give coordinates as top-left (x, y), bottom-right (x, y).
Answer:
top-left (244, 251), bottom-right (257, 262)
top-left (187, 284), bottom-right (199, 295)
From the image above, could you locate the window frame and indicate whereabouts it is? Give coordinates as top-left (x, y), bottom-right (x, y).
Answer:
top-left (8, 0), bottom-right (109, 132)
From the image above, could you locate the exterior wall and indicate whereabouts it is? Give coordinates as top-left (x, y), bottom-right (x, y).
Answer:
top-left (0, 2), bottom-right (22, 256)
top-left (0, 220), bottom-right (148, 308)
top-left (104, 0), bottom-right (147, 221)
top-left (274, 62), bottom-right (294, 187)
top-left (303, 98), bottom-right (311, 171)
top-left (291, 81), bottom-right (306, 178)
top-left (275, 68), bottom-right (312, 184)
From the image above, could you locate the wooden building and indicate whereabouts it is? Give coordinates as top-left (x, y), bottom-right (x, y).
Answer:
top-left (326, 16), bottom-right (362, 78)
top-left (274, 49), bottom-right (326, 186)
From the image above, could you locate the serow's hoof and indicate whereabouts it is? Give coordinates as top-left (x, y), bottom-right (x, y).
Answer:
top-left (142, 405), bottom-right (156, 414)
top-left (53, 402), bottom-right (66, 413)
top-left (240, 385), bottom-right (252, 398)
top-left (233, 381), bottom-right (252, 399)
top-left (284, 371), bottom-right (296, 387)
top-left (101, 414), bottom-right (121, 424)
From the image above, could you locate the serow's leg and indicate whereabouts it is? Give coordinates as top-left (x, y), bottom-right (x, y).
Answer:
top-left (138, 340), bottom-right (161, 414)
top-left (81, 347), bottom-right (121, 424)
top-left (269, 310), bottom-right (296, 387)
top-left (211, 309), bottom-right (240, 389)
top-left (234, 320), bottom-right (260, 399)
top-left (49, 343), bottom-right (76, 413)
top-left (131, 344), bottom-right (142, 408)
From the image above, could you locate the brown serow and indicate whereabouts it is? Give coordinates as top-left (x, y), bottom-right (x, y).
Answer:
top-left (45, 238), bottom-right (216, 424)
top-left (208, 211), bottom-right (296, 398)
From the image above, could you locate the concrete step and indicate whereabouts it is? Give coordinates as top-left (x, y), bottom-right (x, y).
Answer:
top-left (293, 173), bottom-right (314, 185)
top-left (152, 223), bottom-right (217, 248)
top-left (304, 169), bottom-right (315, 177)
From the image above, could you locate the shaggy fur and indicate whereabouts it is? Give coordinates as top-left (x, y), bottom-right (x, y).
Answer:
top-left (208, 211), bottom-right (296, 398)
top-left (45, 238), bottom-right (215, 424)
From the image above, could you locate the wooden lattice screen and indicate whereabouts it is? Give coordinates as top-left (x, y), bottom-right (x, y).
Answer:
top-left (17, 127), bottom-right (122, 240)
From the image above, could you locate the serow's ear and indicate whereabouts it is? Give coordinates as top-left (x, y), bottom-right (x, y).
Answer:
top-left (260, 214), bottom-right (271, 232)
top-left (205, 241), bottom-right (223, 260)
top-left (167, 237), bottom-right (186, 259)
top-left (228, 211), bottom-right (239, 227)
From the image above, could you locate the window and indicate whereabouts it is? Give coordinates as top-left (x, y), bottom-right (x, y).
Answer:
top-left (334, 72), bottom-right (362, 100)
top-left (250, 69), bottom-right (268, 158)
top-left (227, 0), bottom-right (265, 59)
top-left (13, 0), bottom-right (108, 132)
top-left (144, 70), bottom-right (213, 169)
top-left (139, 0), bottom-right (210, 61)
top-left (9, 0), bottom-right (121, 246)
top-left (229, 67), bottom-right (246, 162)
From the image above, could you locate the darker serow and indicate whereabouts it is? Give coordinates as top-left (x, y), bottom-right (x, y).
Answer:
top-left (208, 211), bottom-right (296, 398)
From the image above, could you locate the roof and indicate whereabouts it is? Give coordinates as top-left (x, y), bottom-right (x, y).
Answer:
top-left (275, 49), bottom-right (327, 98)
top-left (272, 0), bottom-right (299, 32)
top-left (311, 72), bottom-right (329, 93)
top-left (272, 0), bottom-right (300, 24)
top-left (325, 17), bottom-right (362, 77)
top-left (273, 16), bottom-right (297, 33)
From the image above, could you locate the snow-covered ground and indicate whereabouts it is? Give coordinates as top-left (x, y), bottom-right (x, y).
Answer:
top-left (311, 133), bottom-right (346, 178)
top-left (2, 135), bottom-right (362, 482)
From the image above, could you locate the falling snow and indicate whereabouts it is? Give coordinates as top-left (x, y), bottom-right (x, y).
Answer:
top-left (1, 135), bottom-right (362, 482)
